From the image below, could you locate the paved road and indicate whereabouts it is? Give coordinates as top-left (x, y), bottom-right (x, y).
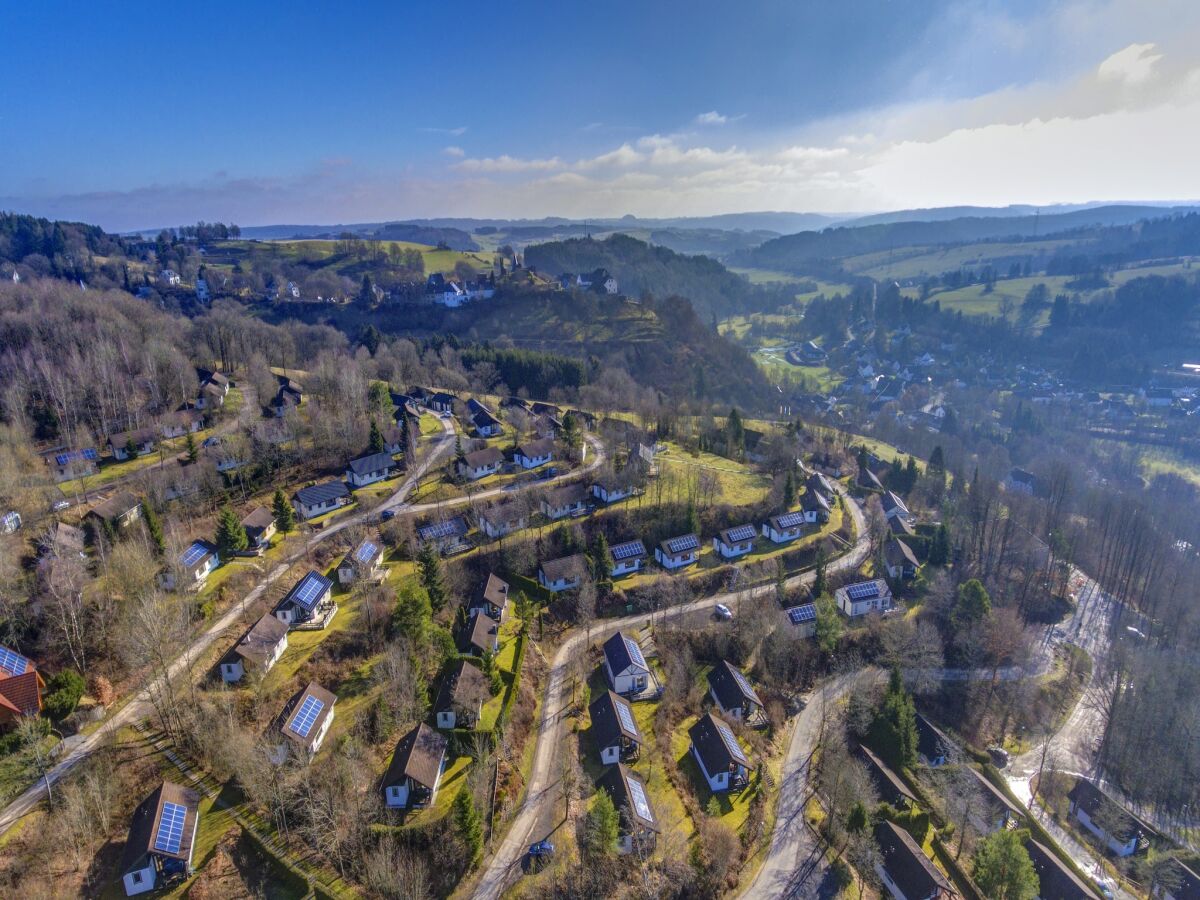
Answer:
top-left (0, 413), bottom-right (458, 838)
top-left (473, 486), bottom-right (870, 900)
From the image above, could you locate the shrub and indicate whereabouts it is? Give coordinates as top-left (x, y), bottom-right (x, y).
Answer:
top-left (42, 669), bottom-right (86, 721)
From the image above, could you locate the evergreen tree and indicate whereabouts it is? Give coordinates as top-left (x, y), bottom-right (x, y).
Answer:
top-left (685, 501), bottom-right (700, 537)
top-left (367, 418), bottom-right (385, 454)
top-left (929, 523), bottom-right (951, 566)
top-left (584, 790), bottom-right (620, 857)
top-left (481, 649), bottom-right (502, 695)
top-left (814, 592), bottom-right (842, 652)
top-left (812, 547), bottom-right (828, 597)
top-left (870, 668), bottom-right (919, 770)
top-left (452, 787), bottom-right (484, 867)
top-left (928, 445), bottom-right (945, 476)
top-left (184, 431), bottom-right (199, 464)
top-left (358, 274), bottom-right (374, 309)
top-left (560, 411), bottom-right (582, 451)
top-left (454, 433), bottom-right (467, 467)
top-left (783, 468), bottom-right (796, 507)
top-left (142, 502), bottom-right (165, 556)
top-left (272, 488), bottom-right (296, 534)
top-left (590, 532), bottom-right (610, 583)
top-left (904, 457), bottom-right (919, 492)
top-left (953, 579), bottom-right (991, 629)
top-left (725, 407), bottom-right (745, 458)
top-left (1049, 293), bottom-right (1071, 330)
top-left (417, 542), bottom-right (446, 611)
top-left (124, 437), bottom-right (137, 459)
top-left (360, 323), bottom-right (382, 355)
top-left (972, 829), bottom-right (1039, 900)
top-left (214, 504), bottom-right (248, 558)
top-left (392, 583), bottom-right (432, 648)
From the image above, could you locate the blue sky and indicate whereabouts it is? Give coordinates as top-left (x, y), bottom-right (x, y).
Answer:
top-left (2, 0), bottom-right (1199, 230)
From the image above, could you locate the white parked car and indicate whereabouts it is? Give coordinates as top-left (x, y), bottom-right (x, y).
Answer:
top-left (714, 603), bottom-right (733, 621)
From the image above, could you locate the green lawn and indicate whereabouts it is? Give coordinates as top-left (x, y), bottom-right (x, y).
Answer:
top-left (655, 442), bottom-right (771, 507)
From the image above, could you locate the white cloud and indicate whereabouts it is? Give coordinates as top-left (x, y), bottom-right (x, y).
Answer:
top-left (694, 110), bottom-right (728, 125)
top-left (454, 154), bottom-right (563, 173)
top-left (443, 146), bottom-right (465, 158)
top-left (1098, 42), bottom-right (1164, 84)
top-left (419, 125), bottom-right (468, 136)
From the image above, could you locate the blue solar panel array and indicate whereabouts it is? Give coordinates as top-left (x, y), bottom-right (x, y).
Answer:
top-left (714, 718), bottom-right (748, 765)
top-left (666, 534), bottom-right (699, 554)
top-left (180, 542), bottom-right (210, 567)
top-left (615, 697), bottom-right (638, 736)
top-left (611, 540), bottom-right (646, 561)
top-left (54, 448), bottom-right (98, 466)
top-left (0, 646), bottom-right (28, 677)
top-left (289, 695), bottom-right (325, 738)
top-left (354, 540), bottom-right (379, 564)
top-left (418, 519), bottom-right (462, 540)
top-left (289, 572), bottom-right (331, 611)
top-left (724, 525), bottom-right (756, 543)
top-left (774, 511), bottom-right (806, 529)
top-left (787, 604), bottom-right (816, 625)
top-left (154, 801), bottom-right (187, 854)
top-left (846, 581), bottom-right (881, 601)
top-left (624, 636), bottom-right (647, 670)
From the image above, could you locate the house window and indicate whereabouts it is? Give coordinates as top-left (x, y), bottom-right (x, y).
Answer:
top-left (132, 872), bottom-right (144, 884)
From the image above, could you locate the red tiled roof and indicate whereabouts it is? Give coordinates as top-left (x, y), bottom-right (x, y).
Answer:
top-left (0, 671), bottom-right (44, 715)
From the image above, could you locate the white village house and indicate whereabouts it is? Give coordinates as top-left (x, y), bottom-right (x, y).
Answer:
top-left (589, 689), bottom-right (642, 765)
top-left (713, 524), bottom-right (756, 560)
top-left (220, 613), bottom-right (290, 683)
top-left (274, 570), bottom-right (337, 629)
top-left (655, 533), bottom-right (700, 570)
top-left (689, 711), bottom-right (751, 793)
top-left (602, 630), bottom-right (650, 696)
top-left (337, 536), bottom-right (385, 585)
top-left (609, 539), bottom-right (647, 577)
top-left (763, 511), bottom-right (806, 544)
top-left (345, 451), bottom-right (394, 488)
top-left (514, 438), bottom-right (554, 470)
top-left (383, 722), bottom-right (448, 808)
top-left (292, 481), bottom-right (351, 520)
top-left (835, 579), bottom-right (893, 617)
top-left (273, 682), bottom-right (337, 762)
top-left (120, 781), bottom-right (200, 896)
top-left (537, 553), bottom-right (587, 593)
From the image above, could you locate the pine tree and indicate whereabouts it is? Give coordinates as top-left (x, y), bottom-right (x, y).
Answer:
top-left (560, 412), bottom-right (582, 451)
top-left (590, 532), bottom-right (610, 583)
top-left (584, 790), bottom-right (619, 857)
top-left (452, 787), bottom-right (484, 866)
top-left (358, 274), bottom-right (374, 309)
top-left (454, 434), bottom-right (466, 466)
top-left (814, 592), bottom-right (841, 652)
top-left (391, 583), bottom-right (432, 648)
top-left (904, 457), bottom-right (919, 492)
top-left (783, 468), bottom-right (796, 507)
top-left (929, 523), bottom-right (951, 565)
top-left (214, 504), bottom-right (248, 557)
top-left (928, 445), bottom-right (945, 476)
top-left (124, 437), bottom-right (137, 459)
top-left (870, 668), bottom-right (919, 770)
top-left (686, 502), bottom-right (700, 537)
top-left (812, 547), bottom-right (828, 597)
top-left (272, 488), bottom-right (296, 534)
top-left (417, 542), bottom-right (446, 610)
top-left (367, 419), bottom-right (385, 455)
top-left (184, 431), bottom-right (199, 464)
top-left (953, 579), bottom-right (991, 629)
top-left (972, 829), bottom-right (1039, 900)
top-left (142, 502), bottom-right (165, 556)
top-left (725, 407), bottom-right (745, 458)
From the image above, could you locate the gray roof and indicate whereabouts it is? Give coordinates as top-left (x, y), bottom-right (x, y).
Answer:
top-left (235, 613), bottom-right (289, 664)
top-left (515, 438), bottom-right (555, 459)
top-left (463, 447), bottom-right (503, 468)
top-left (294, 480), bottom-right (350, 506)
top-left (885, 538), bottom-right (920, 568)
top-left (689, 711), bottom-right (750, 771)
top-left (874, 820), bottom-right (954, 900)
top-left (540, 553), bottom-right (587, 584)
top-left (598, 763), bottom-right (659, 833)
top-left (120, 780), bottom-right (201, 873)
top-left (708, 660), bottom-right (764, 712)
top-left (347, 452), bottom-right (394, 476)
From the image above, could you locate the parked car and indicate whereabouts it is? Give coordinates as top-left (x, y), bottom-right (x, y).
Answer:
top-left (987, 746), bottom-right (1010, 768)
top-left (528, 840), bottom-right (555, 857)
top-left (52, 499), bottom-right (71, 512)
top-left (380, 509), bottom-right (396, 522)
top-left (714, 603), bottom-right (733, 621)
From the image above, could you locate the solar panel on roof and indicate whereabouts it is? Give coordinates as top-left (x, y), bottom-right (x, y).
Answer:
top-left (847, 582), bottom-right (880, 601)
top-left (729, 665), bottom-right (757, 699)
top-left (615, 697), bottom-right (639, 737)
top-left (83, 448), bottom-right (98, 460)
top-left (627, 776), bottom-right (654, 824)
top-left (787, 604), bottom-right (816, 624)
top-left (667, 534), bottom-right (699, 554)
top-left (611, 540), bottom-right (645, 560)
top-left (0, 647), bottom-right (28, 677)
top-left (724, 525), bottom-right (756, 543)
top-left (354, 541), bottom-right (379, 564)
top-left (715, 719), bottom-right (748, 764)
top-left (154, 801), bottom-right (187, 854)
top-left (289, 695), bottom-right (325, 738)
top-left (290, 573), bottom-right (329, 611)
top-left (775, 511), bottom-right (806, 529)
top-left (419, 519), bottom-right (458, 540)
top-left (180, 542), bottom-right (209, 567)
top-left (624, 636), bottom-right (647, 670)
top-left (54, 453), bottom-right (70, 466)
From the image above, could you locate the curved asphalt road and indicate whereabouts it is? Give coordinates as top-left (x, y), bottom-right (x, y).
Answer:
top-left (0, 421), bottom-right (618, 837)
top-left (473, 485), bottom-right (870, 900)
